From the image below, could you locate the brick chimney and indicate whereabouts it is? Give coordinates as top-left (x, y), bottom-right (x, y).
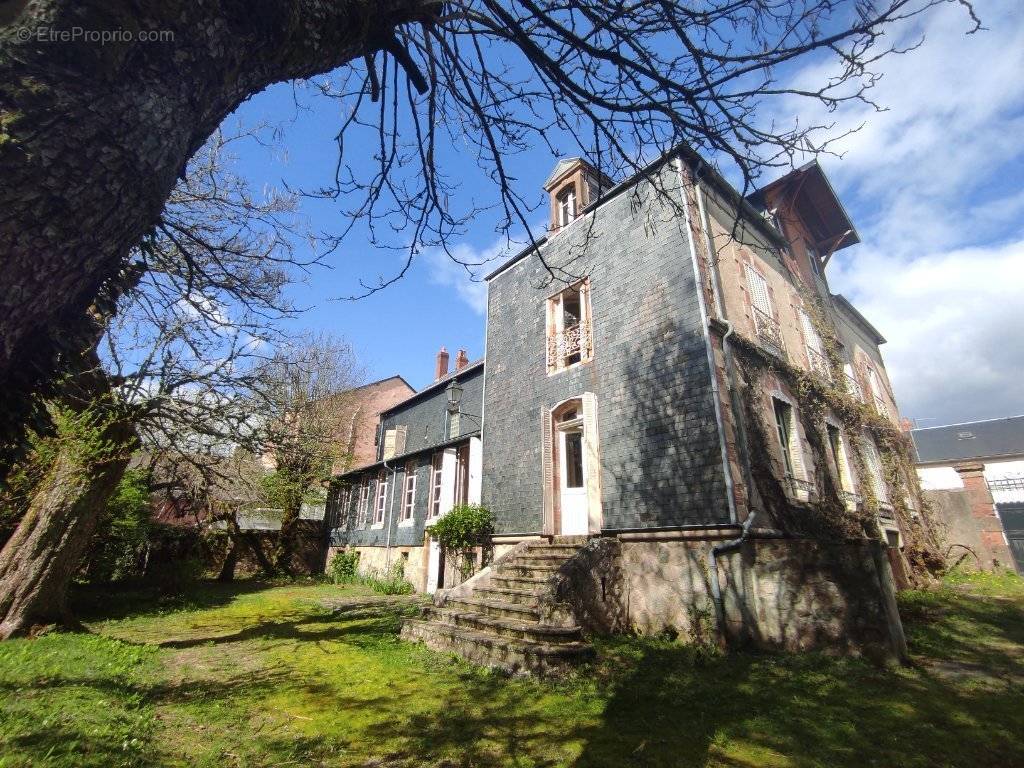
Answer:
top-left (434, 346), bottom-right (450, 381)
top-left (455, 349), bottom-right (470, 372)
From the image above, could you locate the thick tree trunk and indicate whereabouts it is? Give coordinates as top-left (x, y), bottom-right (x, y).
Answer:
top-left (0, 0), bottom-right (430, 479)
top-left (0, 416), bottom-right (134, 637)
top-left (217, 541), bottom-right (238, 582)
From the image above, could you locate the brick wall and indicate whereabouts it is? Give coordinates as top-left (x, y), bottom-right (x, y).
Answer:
top-left (483, 161), bottom-right (730, 534)
top-left (333, 376), bottom-right (415, 472)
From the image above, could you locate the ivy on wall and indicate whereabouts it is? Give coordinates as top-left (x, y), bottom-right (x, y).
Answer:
top-left (723, 291), bottom-right (944, 580)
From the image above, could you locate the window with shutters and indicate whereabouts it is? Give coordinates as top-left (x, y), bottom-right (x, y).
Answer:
top-left (547, 280), bottom-right (592, 373)
top-left (373, 471), bottom-right (388, 526)
top-left (428, 451), bottom-right (444, 519)
top-left (745, 264), bottom-right (785, 353)
top-left (826, 423), bottom-right (856, 507)
top-left (799, 309), bottom-right (831, 380)
top-left (400, 461), bottom-right (416, 523)
top-left (773, 397), bottom-right (813, 498)
top-left (448, 411), bottom-right (460, 440)
top-left (381, 428), bottom-right (397, 460)
top-left (862, 436), bottom-right (890, 507)
top-left (865, 367), bottom-right (888, 417)
top-left (843, 363), bottom-right (864, 402)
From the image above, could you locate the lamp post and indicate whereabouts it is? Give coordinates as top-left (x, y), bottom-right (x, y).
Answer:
top-left (446, 379), bottom-right (463, 413)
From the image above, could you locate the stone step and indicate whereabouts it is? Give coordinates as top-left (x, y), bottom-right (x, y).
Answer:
top-left (474, 586), bottom-right (545, 605)
top-left (422, 607), bottom-right (582, 644)
top-left (490, 574), bottom-right (552, 589)
top-left (502, 563), bottom-right (561, 578)
top-left (512, 553), bottom-right (574, 565)
top-left (525, 544), bottom-right (582, 555)
top-left (401, 619), bottom-right (593, 675)
top-left (446, 596), bottom-right (541, 621)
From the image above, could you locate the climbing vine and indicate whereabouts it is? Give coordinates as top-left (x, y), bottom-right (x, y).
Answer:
top-left (724, 290), bottom-right (944, 580)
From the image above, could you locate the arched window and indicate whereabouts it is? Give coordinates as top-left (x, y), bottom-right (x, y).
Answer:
top-left (557, 185), bottom-right (577, 226)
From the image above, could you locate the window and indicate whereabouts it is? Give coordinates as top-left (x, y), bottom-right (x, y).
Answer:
top-left (373, 471), bottom-right (388, 526)
top-left (843, 363), bottom-right (863, 402)
top-left (547, 281), bottom-right (592, 373)
top-left (400, 461), bottom-right (417, 522)
top-left (807, 243), bottom-right (823, 278)
top-left (381, 425), bottom-right (407, 460)
top-left (745, 264), bottom-right (784, 352)
top-left (448, 410), bottom-right (460, 440)
top-left (826, 423), bottom-right (854, 498)
top-left (357, 481), bottom-right (371, 527)
top-left (799, 309), bottom-right (830, 380)
top-left (564, 431), bottom-right (584, 488)
top-left (862, 437), bottom-right (889, 505)
top-left (429, 451), bottom-right (444, 518)
top-left (866, 367), bottom-right (888, 416)
top-left (557, 186), bottom-right (577, 226)
top-left (773, 399), bottom-right (796, 477)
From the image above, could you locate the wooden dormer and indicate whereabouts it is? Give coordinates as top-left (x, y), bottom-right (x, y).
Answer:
top-left (544, 158), bottom-right (615, 232)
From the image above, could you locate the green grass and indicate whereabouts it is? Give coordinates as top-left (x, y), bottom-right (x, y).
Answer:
top-left (0, 571), bottom-right (1022, 767)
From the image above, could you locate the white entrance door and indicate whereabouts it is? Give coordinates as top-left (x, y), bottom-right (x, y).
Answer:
top-left (558, 426), bottom-right (588, 535)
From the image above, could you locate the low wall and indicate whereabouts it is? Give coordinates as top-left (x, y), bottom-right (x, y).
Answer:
top-left (326, 544), bottom-right (429, 591)
top-left (552, 535), bottom-right (905, 659)
top-left (924, 488), bottom-right (1016, 571)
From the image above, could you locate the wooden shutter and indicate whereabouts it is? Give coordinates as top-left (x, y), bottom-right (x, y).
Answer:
top-left (394, 425), bottom-right (407, 456)
top-left (863, 437), bottom-right (888, 502)
top-left (744, 264), bottom-right (772, 315)
top-left (581, 392), bottom-right (603, 533)
top-left (449, 411), bottom-right (460, 439)
top-left (541, 409), bottom-right (554, 535)
top-left (382, 428), bottom-right (397, 460)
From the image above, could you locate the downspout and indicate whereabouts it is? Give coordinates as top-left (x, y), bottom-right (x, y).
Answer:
top-left (708, 511), bottom-right (757, 643)
top-left (675, 156), bottom-right (737, 524)
top-left (693, 165), bottom-right (756, 514)
top-left (382, 457), bottom-right (398, 569)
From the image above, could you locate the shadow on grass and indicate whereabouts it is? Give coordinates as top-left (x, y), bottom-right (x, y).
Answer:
top-left (71, 578), bottom-right (280, 623)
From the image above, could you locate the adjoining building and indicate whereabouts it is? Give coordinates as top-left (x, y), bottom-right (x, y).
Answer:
top-left (327, 352), bottom-right (483, 589)
top-left (329, 148), bottom-right (922, 671)
top-left (912, 416), bottom-right (1024, 572)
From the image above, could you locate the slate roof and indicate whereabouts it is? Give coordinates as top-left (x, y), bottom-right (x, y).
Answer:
top-left (911, 415), bottom-right (1024, 464)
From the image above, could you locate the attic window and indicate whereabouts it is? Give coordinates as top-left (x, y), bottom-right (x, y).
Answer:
top-left (557, 186), bottom-right (577, 226)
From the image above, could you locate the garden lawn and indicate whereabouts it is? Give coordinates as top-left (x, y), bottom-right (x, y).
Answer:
top-left (0, 572), bottom-right (1021, 768)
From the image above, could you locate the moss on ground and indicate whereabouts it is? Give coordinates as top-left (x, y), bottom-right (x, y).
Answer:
top-left (0, 572), bottom-right (1021, 767)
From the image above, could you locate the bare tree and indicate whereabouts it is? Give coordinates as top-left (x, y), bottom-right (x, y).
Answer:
top-left (258, 335), bottom-right (362, 575)
top-left (0, 128), bottom-right (307, 636)
top-left (0, 0), bottom-right (979, 468)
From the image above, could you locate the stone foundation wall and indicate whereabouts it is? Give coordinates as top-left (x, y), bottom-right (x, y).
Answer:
top-left (551, 535), bottom-right (905, 659)
top-left (924, 486), bottom-right (1016, 572)
top-left (326, 544), bottom-right (428, 591)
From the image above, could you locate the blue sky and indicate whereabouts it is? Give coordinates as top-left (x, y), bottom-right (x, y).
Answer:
top-left (225, 0), bottom-right (1023, 425)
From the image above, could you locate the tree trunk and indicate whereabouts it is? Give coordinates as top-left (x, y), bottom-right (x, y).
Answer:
top-left (0, 416), bottom-right (134, 638)
top-left (0, 0), bottom-right (431, 480)
top-left (275, 501), bottom-right (302, 576)
top-left (217, 542), bottom-right (238, 582)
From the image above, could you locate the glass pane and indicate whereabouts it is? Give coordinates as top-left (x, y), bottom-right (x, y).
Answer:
top-left (562, 288), bottom-right (581, 328)
top-left (565, 431), bottom-right (584, 488)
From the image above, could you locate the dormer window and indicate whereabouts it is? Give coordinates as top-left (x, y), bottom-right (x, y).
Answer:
top-left (558, 186), bottom-right (577, 226)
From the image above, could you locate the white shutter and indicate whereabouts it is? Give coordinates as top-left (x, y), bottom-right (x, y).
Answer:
top-left (581, 392), bottom-right (604, 533)
top-left (744, 264), bottom-right (772, 316)
top-left (863, 438), bottom-right (888, 502)
top-left (799, 309), bottom-right (824, 355)
top-left (541, 409), bottom-right (554, 535)
top-left (394, 425), bottom-right (408, 455)
top-left (449, 411), bottom-right (460, 439)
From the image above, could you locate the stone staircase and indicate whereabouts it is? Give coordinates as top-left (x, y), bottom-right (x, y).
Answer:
top-left (401, 538), bottom-right (594, 675)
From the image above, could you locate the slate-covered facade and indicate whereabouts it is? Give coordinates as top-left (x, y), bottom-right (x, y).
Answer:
top-left (328, 147), bottom-right (915, 601)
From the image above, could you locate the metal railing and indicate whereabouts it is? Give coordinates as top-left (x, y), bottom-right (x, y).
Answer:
top-left (988, 476), bottom-right (1024, 492)
top-left (753, 306), bottom-right (786, 354)
top-left (785, 475), bottom-right (817, 499)
top-left (806, 347), bottom-right (833, 381)
top-left (547, 321), bottom-right (591, 369)
top-left (841, 490), bottom-right (863, 508)
top-left (844, 373), bottom-right (864, 402)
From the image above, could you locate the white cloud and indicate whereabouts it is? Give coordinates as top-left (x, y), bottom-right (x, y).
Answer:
top-left (780, 0), bottom-right (1024, 424)
top-left (423, 231), bottom-right (541, 315)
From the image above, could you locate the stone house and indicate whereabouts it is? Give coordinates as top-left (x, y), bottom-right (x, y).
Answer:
top-left (329, 148), bottom-right (914, 672)
top-left (912, 415), bottom-right (1024, 572)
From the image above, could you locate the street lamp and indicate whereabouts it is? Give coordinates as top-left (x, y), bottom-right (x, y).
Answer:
top-left (446, 379), bottom-right (463, 413)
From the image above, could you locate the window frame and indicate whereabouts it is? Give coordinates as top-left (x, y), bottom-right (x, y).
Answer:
top-left (557, 185), bottom-right (577, 226)
top-left (373, 471), bottom-right (388, 527)
top-left (428, 451), bottom-right (444, 520)
top-left (357, 481), bottom-right (371, 528)
top-left (546, 279), bottom-right (593, 374)
top-left (400, 461), bottom-right (417, 524)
